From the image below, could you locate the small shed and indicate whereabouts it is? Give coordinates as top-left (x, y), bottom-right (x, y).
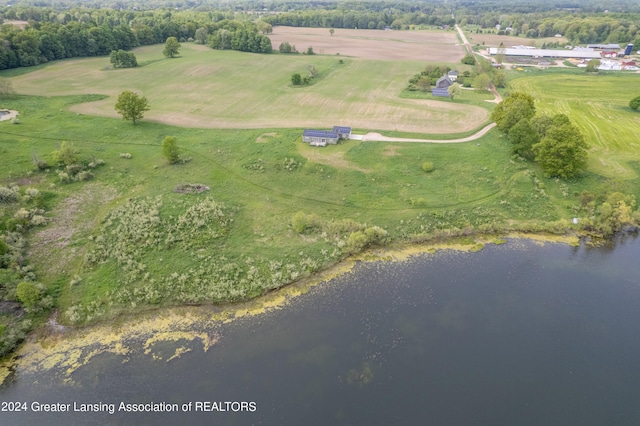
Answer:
top-left (303, 129), bottom-right (339, 146)
top-left (332, 126), bottom-right (352, 139)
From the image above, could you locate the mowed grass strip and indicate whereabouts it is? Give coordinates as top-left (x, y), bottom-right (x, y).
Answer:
top-left (6, 43), bottom-right (489, 135)
top-left (510, 73), bottom-right (640, 178)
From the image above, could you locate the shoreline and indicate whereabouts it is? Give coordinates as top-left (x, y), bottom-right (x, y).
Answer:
top-left (0, 231), bottom-right (585, 385)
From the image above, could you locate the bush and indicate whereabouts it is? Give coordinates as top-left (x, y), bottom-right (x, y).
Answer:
top-left (461, 54), bottom-right (476, 65)
top-left (291, 211), bottom-right (321, 233)
top-left (51, 141), bottom-right (78, 166)
top-left (120, 153), bottom-right (132, 159)
top-left (630, 95), bottom-right (640, 110)
top-left (0, 186), bottom-right (19, 203)
top-left (162, 136), bottom-right (181, 164)
top-left (422, 161), bottom-right (435, 173)
top-left (16, 281), bottom-right (41, 309)
top-left (291, 73), bottom-right (302, 85)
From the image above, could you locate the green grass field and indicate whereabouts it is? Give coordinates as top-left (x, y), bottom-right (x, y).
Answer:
top-left (5, 43), bottom-right (490, 135)
top-left (510, 73), bottom-right (640, 179)
top-left (0, 46), bottom-right (637, 327)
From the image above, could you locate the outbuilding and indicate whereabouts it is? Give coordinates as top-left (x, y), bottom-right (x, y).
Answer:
top-left (303, 129), bottom-right (339, 146)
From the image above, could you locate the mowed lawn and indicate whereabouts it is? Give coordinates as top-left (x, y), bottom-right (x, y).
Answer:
top-left (6, 43), bottom-right (489, 134)
top-left (511, 73), bottom-right (640, 178)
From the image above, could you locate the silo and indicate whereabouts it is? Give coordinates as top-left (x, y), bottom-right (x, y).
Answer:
top-left (624, 44), bottom-right (634, 55)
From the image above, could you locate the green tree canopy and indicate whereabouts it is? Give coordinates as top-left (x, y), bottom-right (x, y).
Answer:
top-left (532, 121), bottom-right (588, 179)
top-left (161, 136), bottom-right (180, 164)
top-left (491, 92), bottom-right (536, 132)
top-left (115, 90), bottom-right (149, 125)
top-left (109, 50), bottom-right (137, 68)
top-left (629, 95), bottom-right (640, 110)
top-left (448, 82), bottom-right (462, 100)
top-left (163, 36), bottom-right (181, 58)
top-left (16, 281), bottom-right (40, 308)
top-left (473, 73), bottom-right (490, 90)
top-left (508, 118), bottom-right (539, 159)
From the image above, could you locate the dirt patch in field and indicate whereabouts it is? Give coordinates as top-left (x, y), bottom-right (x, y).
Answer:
top-left (29, 184), bottom-right (118, 276)
top-left (269, 27), bottom-right (465, 62)
top-left (382, 145), bottom-right (402, 156)
top-left (256, 132), bottom-right (279, 143)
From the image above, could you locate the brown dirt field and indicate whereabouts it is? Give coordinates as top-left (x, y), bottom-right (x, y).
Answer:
top-left (465, 33), bottom-right (569, 48)
top-left (269, 27), bottom-right (466, 62)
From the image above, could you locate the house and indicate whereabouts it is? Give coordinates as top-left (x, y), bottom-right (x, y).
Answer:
top-left (332, 126), bottom-right (352, 139)
top-left (303, 129), bottom-right (339, 146)
top-left (432, 75), bottom-right (453, 97)
top-left (447, 70), bottom-right (458, 81)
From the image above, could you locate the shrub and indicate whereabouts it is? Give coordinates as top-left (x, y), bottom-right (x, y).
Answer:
top-left (51, 141), bottom-right (78, 166)
top-left (16, 281), bottom-right (41, 309)
top-left (120, 153), bottom-right (132, 159)
top-left (630, 95), bottom-right (640, 110)
top-left (291, 73), bottom-right (302, 85)
top-left (0, 186), bottom-right (19, 203)
top-left (162, 136), bottom-right (180, 164)
top-left (291, 211), bottom-right (321, 233)
top-left (422, 161), bottom-right (435, 173)
top-left (77, 171), bottom-right (94, 181)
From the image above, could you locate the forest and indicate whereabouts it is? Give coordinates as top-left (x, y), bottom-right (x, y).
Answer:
top-left (0, 1), bottom-right (638, 71)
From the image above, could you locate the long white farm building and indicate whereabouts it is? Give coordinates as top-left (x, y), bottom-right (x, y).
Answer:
top-left (487, 47), bottom-right (601, 59)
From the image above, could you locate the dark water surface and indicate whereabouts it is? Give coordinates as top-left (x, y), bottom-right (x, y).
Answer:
top-left (2, 236), bottom-right (640, 425)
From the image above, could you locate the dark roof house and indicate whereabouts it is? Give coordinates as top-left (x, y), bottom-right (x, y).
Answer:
top-left (432, 75), bottom-right (453, 97)
top-left (303, 129), bottom-right (339, 146)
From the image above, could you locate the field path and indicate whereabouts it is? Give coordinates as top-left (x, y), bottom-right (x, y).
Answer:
top-left (358, 122), bottom-right (496, 143)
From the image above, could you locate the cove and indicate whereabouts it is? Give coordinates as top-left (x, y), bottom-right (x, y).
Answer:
top-left (1, 235), bottom-right (640, 425)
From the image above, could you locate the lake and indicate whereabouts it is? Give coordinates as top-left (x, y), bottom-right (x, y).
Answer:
top-left (1, 235), bottom-right (640, 425)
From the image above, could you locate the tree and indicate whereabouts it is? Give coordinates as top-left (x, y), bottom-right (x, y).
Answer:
top-left (163, 36), bottom-right (181, 58)
top-left (291, 73), bottom-right (302, 85)
top-left (508, 118), bottom-right (539, 159)
top-left (162, 136), bottom-right (180, 164)
top-left (279, 42), bottom-right (289, 53)
top-left (330, 28), bottom-right (335, 37)
top-left (473, 73), bottom-right (490, 90)
top-left (532, 122), bottom-right (588, 179)
top-left (115, 90), bottom-right (149, 125)
top-left (194, 28), bottom-right (208, 44)
top-left (586, 58), bottom-right (600, 72)
top-left (416, 76), bottom-right (431, 92)
top-left (0, 79), bottom-right (14, 99)
top-left (109, 50), bottom-right (137, 68)
top-left (491, 92), bottom-right (536, 132)
top-left (629, 95), bottom-right (640, 110)
top-left (461, 53), bottom-right (476, 65)
top-left (448, 82), bottom-right (462, 100)
top-left (492, 70), bottom-right (506, 88)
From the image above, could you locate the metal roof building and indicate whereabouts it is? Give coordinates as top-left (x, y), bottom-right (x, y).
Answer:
top-left (487, 47), bottom-right (601, 59)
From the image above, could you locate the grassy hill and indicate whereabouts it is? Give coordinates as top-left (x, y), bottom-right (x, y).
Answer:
top-left (510, 73), bottom-right (640, 179)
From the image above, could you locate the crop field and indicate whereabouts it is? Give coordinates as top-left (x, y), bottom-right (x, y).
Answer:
top-left (7, 43), bottom-right (488, 135)
top-left (268, 26), bottom-right (465, 61)
top-left (510, 73), bottom-right (640, 178)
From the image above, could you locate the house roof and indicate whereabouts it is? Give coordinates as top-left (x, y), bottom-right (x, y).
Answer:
top-left (333, 126), bottom-right (351, 134)
top-left (303, 130), bottom-right (338, 138)
top-left (448, 70), bottom-right (458, 75)
top-left (587, 43), bottom-right (621, 50)
top-left (435, 75), bottom-right (453, 88)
